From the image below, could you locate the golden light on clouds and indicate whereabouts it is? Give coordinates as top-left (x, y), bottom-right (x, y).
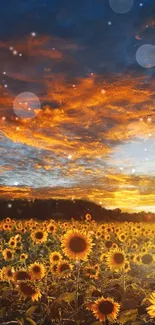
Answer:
top-left (0, 35), bottom-right (155, 212)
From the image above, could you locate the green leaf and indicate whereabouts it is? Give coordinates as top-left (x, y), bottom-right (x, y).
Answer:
top-left (0, 308), bottom-right (4, 318)
top-left (57, 291), bottom-right (76, 303)
top-left (118, 309), bottom-right (138, 324)
top-left (16, 318), bottom-right (24, 325)
top-left (2, 289), bottom-right (12, 298)
top-left (26, 306), bottom-right (37, 317)
top-left (25, 317), bottom-right (36, 325)
top-left (131, 283), bottom-right (139, 290)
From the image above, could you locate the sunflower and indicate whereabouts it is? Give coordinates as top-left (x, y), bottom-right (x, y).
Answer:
top-left (47, 223), bottom-right (57, 233)
top-left (61, 229), bottom-right (93, 260)
top-left (15, 247), bottom-right (22, 254)
top-left (117, 232), bottom-right (127, 243)
top-left (106, 249), bottom-right (126, 271)
top-left (105, 225), bottom-right (113, 233)
top-left (8, 238), bottom-right (17, 248)
top-left (141, 253), bottom-right (153, 265)
top-left (131, 243), bottom-right (138, 250)
top-left (18, 281), bottom-right (41, 301)
top-left (5, 217), bottom-right (11, 224)
top-left (2, 223), bottom-right (11, 231)
top-left (95, 231), bottom-right (102, 238)
top-left (100, 253), bottom-right (107, 263)
top-left (134, 254), bottom-right (141, 264)
top-left (31, 229), bottom-right (48, 244)
top-left (147, 292), bottom-right (155, 318)
top-left (85, 213), bottom-right (92, 221)
top-left (15, 234), bottom-right (22, 241)
top-left (105, 240), bottom-right (113, 249)
top-left (94, 263), bottom-right (100, 271)
top-left (90, 296), bottom-right (120, 322)
top-left (104, 234), bottom-right (110, 241)
top-left (57, 260), bottom-right (73, 278)
top-left (50, 264), bottom-right (58, 275)
top-left (124, 261), bottom-right (131, 273)
top-left (20, 253), bottom-right (28, 261)
top-left (148, 292), bottom-right (155, 304)
top-left (49, 251), bottom-right (62, 264)
top-left (1, 266), bottom-right (15, 281)
top-left (2, 248), bottom-right (14, 261)
top-left (29, 262), bottom-right (46, 280)
top-left (112, 243), bottom-right (118, 250)
top-left (84, 266), bottom-right (99, 279)
top-left (13, 269), bottom-right (31, 282)
top-left (129, 253), bottom-right (135, 262)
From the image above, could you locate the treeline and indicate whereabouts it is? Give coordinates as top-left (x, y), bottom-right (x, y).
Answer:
top-left (0, 198), bottom-right (154, 222)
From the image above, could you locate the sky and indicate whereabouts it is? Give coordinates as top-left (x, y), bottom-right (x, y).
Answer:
top-left (1, 0), bottom-right (155, 212)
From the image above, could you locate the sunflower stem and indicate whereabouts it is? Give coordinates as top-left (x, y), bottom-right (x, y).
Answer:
top-left (75, 259), bottom-right (80, 325)
top-left (122, 269), bottom-right (126, 301)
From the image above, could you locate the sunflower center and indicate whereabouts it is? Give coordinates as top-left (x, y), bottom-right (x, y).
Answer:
top-left (7, 251), bottom-right (12, 258)
top-left (35, 231), bottom-right (43, 239)
top-left (19, 282), bottom-right (36, 296)
top-left (53, 255), bottom-right (59, 261)
top-left (33, 265), bottom-right (41, 273)
top-left (114, 253), bottom-right (124, 264)
top-left (7, 269), bottom-right (13, 277)
top-left (60, 263), bottom-right (70, 272)
top-left (10, 241), bottom-right (15, 246)
top-left (69, 236), bottom-right (87, 253)
top-left (141, 254), bottom-right (153, 264)
top-left (52, 265), bottom-right (57, 272)
top-left (98, 300), bottom-right (114, 315)
top-left (16, 271), bottom-right (30, 280)
top-left (105, 241), bottom-right (113, 248)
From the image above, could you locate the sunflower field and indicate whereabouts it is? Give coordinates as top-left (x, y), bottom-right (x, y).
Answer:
top-left (0, 215), bottom-right (155, 325)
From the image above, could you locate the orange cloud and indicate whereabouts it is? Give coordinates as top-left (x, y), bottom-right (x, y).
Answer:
top-left (1, 35), bottom-right (155, 211)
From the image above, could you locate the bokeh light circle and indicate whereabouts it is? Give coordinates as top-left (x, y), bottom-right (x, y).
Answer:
top-left (13, 92), bottom-right (41, 119)
top-left (136, 44), bottom-right (155, 68)
top-left (109, 0), bottom-right (133, 14)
